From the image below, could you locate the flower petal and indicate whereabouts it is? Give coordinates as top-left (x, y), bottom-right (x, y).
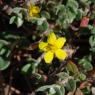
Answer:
top-left (28, 5), bottom-right (40, 17)
top-left (44, 51), bottom-right (54, 63)
top-left (32, 6), bottom-right (40, 14)
top-left (55, 37), bottom-right (66, 49)
top-left (55, 49), bottom-right (67, 60)
top-left (29, 5), bottom-right (40, 13)
top-left (39, 41), bottom-right (48, 51)
top-left (47, 32), bottom-right (56, 45)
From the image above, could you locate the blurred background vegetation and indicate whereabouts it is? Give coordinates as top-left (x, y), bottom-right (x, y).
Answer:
top-left (0, 0), bottom-right (95, 95)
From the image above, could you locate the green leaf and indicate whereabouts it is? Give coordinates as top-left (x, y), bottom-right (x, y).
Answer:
top-left (0, 57), bottom-right (10, 70)
top-left (89, 35), bottom-right (95, 47)
top-left (65, 79), bottom-right (76, 92)
top-left (66, 8), bottom-right (76, 23)
top-left (12, 7), bottom-right (22, 14)
top-left (9, 15), bottom-right (23, 27)
top-left (66, 0), bottom-right (78, 23)
top-left (17, 13), bottom-right (23, 18)
top-left (41, 11), bottom-right (50, 19)
top-left (67, 61), bottom-right (79, 77)
top-left (0, 48), bottom-right (7, 56)
top-left (60, 86), bottom-right (65, 95)
top-left (37, 18), bottom-right (45, 25)
top-left (55, 4), bottom-right (65, 15)
top-left (90, 47), bottom-right (95, 52)
top-left (91, 11), bottom-right (95, 19)
top-left (79, 73), bottom-right (86, 81)
top-left (88, 25), bottom-right (93, 30)
top-left (36, 85), bottom-right (52, 92)
top-left (49, 87), bottom-right (56, 95)
top-left (37, 21), bottom-right (48, 32)
top-left (56, 72), bottom-right (69, 81)
top-left (76, 9), bottom-right (83, 20)
top-left (4, 34), bottom-right (20, 40)
top-left (36, 84), bottom-right (65, 95)
top-left (91, 27), bottom-right (95, 35)
top-left (79, 56), bottom-right (93, 71)
top-left (82, 86), bottom-right (91, 94)
top-left (1, 31), bottom-right (20, 45)
top-left (21, 64), bottom-right (32, 74)
top-left (55, 0), bottom-right (78, 28)
top-left (33, 73), bottom-right (42, 80)
top-left (21, 57), bottom-right (40, 74)
top-left (0, 44), bottom-right (11, 58)
top-left (16, 17), bottom-right (23, 27)
top-left (66, 0), bottom-right (78, 9)
top-left (0, 45), bottom-right (3, 50)
top-left (54, 86), bottom-right (62, 95)
top-left (0, 39), bottom-right (9, 46)
top-left (9, 16), bottom-right (16, 24)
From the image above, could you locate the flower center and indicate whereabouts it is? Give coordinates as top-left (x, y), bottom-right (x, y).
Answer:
top-left (46, 44), bottom-right (57, 52)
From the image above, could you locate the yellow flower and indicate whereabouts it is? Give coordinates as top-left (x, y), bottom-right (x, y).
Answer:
top-left (28, 4), bottom-right (40, 17)
top-left (39, 32), bottom-right (67, 64)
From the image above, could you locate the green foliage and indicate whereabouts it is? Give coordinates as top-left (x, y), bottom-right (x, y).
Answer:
top-left (9, 15), bottom-right (23, 27)
top-left (89, 27), bottom-right (95, 52)
top-left (41, 11), bottom-right (51, 19)
top-left (0, 39), bottom-right (10, 70)
top-left (9, 7), bottom-right (25, 27)
top-left (36, 84), bottom-right (65, 95)
top-left (21, 63), bottom-right (32, 74)
top-left (78, 55), bottom-right (93, 71)
top-left (21, 58), bottom-right (39, 74)
top-left (82, 86), bottom-right (91, 95)
top-left (0, 31), bottom-right (21, 70)
top-left (65, 79), bottom-right (76, 92)
top-left (79, 73), bottom-right (86, 81)
top-left (56, 72), bottom-right (70, 81)
top-left (89, 35), bottom-right (95, 52)
top-left (67, 61), bottom-right (79, 77)
top-left (89, 35), bottom-right (95, 47)
top-left (0, 57), bottom-right (10, 70)
top-left (55, 0), bottom-right (79, 28)
top-left (37, 20), bottom-right (48, 32)
top-left (0, 0), bottom-right (95, 94)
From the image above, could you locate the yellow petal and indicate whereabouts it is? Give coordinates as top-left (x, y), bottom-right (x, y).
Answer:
top-left (55, 37), bottom-right (66, 49)
top-left (47, 32), bottom-right (56, 45)
top-left (29, 12), bottom-right (33, 17)
top-left (39, 42), bottom-right (48, 51)
top-left (28, 5), bottom-right (40, 17)
top-left (44, 51), bottom-right (54, 64)
top-left (32, 6), bottom-right (40, 14)
top-left (55, 49), bottom-right (67, 60)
